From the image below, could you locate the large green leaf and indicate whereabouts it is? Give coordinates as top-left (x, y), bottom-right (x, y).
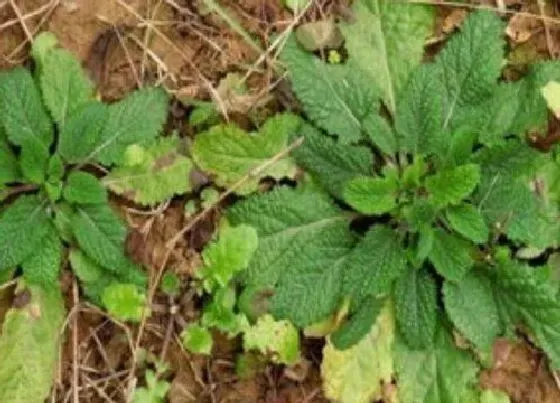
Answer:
top-left (491, 258), bottom-right (560, 368)
top-left (70, 204), bottom-right (146, 284)
top-left (394, 268), bottom-right (437, 349)
top-left (228, 187), bottom-right (355, 326)
top-left (85, 87), bottom-right (169, 165)
top-left (58, 101), bottom-right (108, 164)
top-left (63, 171), bottom-right (108, 205)
top-left (0, 68), bottom-right (53, 183)
top-left (340, 0), bottom-right (434, 113)
top-left (342, 225), bottom-right (407, 304)
top-left (21, 224), bottom-right (62, 287)
top-left (32, 32), bottom-right (94, 127)
top-left (434, 11), bottom-right (505, 131)
top-left (395, 64), bottom-right (444, 155)
top-left (443, 271), bottom-right (500, 351)
top-left (477, 176), bottom-right (557, 248)
top-left (445, 204), bottom-right (489, 244)
top-left (322, 301), bottom-right (394, 403)
top-left (0, 195), bottom-right (51, 269)
top-left (103, 136), bottom-right (193, 205)
top-left (331, 296), bottom-right (384, 350)
top-left (0, 285), bottom-right (65, 403)
top-left (280, 36), bottom-right (377, 144)
top-left (192, 114), bottom-right (299, 195)
top-left (428, 229), bottom-right (474, 281)
top-left (0, 138), bottom-right (18, 185)
top-left (291, 124), bottom-right (373, 199)
top-left (396, 325), bottom-right (479, 403)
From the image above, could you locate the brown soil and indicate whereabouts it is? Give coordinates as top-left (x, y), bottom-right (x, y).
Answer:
top-left (2, 1), bottom-right (560, 402)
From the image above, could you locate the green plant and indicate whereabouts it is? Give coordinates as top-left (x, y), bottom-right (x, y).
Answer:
top-left (0, 32), bottom-right (180, 400)
top-left (223, 6), bottom-right (560, 402)
top-left (133, 360), bottom-right (170, 403)
top-left (181, 223), bottom-right (300, 365)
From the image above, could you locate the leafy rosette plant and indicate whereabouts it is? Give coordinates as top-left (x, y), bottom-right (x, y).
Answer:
top-left (225, 6), bottom-right (560, 402)
top-left (0, 32), bottom-right (186, 402)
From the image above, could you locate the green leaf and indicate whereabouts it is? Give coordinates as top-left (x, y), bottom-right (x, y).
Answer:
top-left (192, 114), bottom-right (299, 195)
top-left (181, 323), bottom-right (213, 355)
top-left (509, 61), bottom-right (560, 135)
top-left (87, 87), bottom-right (169, 165)
top-left (69, 248), bottom-right (122, 304)
top-left (0, 285), bottom-right (65, 403)
top-left (133, 370), bottom-right (170, 403)
top-left (58, 101), bottom-right (108, 164)
top-left (477, 176), bottom-right (556, 248)
top-left (0, 195), bottom-right (51, 268)
top-left (425, 164), bottom-right (480, 208)
top-left (342, 225), bottom-right (407, 304)
top-left (0, 138), bottom-right (18, 185)
top-left (291, 124), bottom-right (373, 199)
top-left (443, 271), bottom-right (500, 351)
top-left (434, 10), bottom-right (505, 130)
top-left (160, 273), bottom-right (180, 297)
top-left (200, 224), bottom-right (258, 290)
top-left (459, 84), bottom-right (519, 146)
top-left (21, 225), bottom-right (62, 287)
top-left (103, 136), bottom-right (193, 205)
top-left (416, 226), bottom-right (434, 262)
top-left (32, 32), bottom-right (94, 127)
top-left (0, 67), bottom-right (53, 183)
top-left (280, 36), bottom-right (377, 144)
top-left (396, 324), bottom-right (479, 403)
top-left (244, 314), bottom-right (300, 364)
top-left (490, 259), bottom-right (560, 368)
top-left (473, 139), bottom-right (544, 179)
top-left (394, 268), bottom-right (437, 349)
top-left (396, 64), bottom-right (444, 155)
top-left (362, 113), bottom-right (396, 155)
top-left (228, 187), bottom-right (355, 326)
top-left (343, 175), bottom-right (399, 215)
top-left (429, 229), bottom-right (474, 281)
top-left (322, 301), bottom-right (393, 403)
top-left (331, 296), bottom-right (384, 350)
top-left (63, 171), bottom-right (107, 205)
top-left (71, 204), bottom-right (145, 282)
top-left (102, 283), bottom-right (146, 322)
top-left (201, 287), bottom-right (248, 335)
top-left (445, 204), bottom-right (489, 244)
top-left (340, 0), bottom-right (434, 114)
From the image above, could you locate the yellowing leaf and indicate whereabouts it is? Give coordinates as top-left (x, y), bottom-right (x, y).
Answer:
top-left (244, 314), bottom-right (300, 365)
top-left (541, 80), bottom-right (560, 119)
top-left (321, 301), bottom-right (394, 403)
top-left (0, 285), bottom-right (65, 403)
top-left (192, 114), bottom-right (300, 195)
top-left (103, 136), bottom-right (193, 205)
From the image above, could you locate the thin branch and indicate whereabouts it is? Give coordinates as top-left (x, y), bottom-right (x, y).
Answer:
top-left (72, 278), bottom-right (80, 403)
top-left (8, 0), bottom-right (33, 42)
